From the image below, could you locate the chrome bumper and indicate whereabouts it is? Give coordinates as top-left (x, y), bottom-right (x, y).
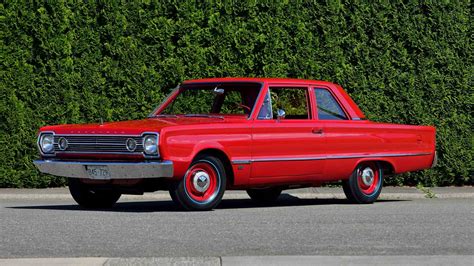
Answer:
top-left (431, 151), bottom-right (438, 168)
top-left (33, 160), bottom-right (173, 179)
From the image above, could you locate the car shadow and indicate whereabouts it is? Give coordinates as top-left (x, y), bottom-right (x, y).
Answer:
top-left (8, 193), bottom-right (407, 213)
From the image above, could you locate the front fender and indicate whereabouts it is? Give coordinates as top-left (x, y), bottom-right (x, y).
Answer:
top-left (164, 139), bottom-right (230, 179)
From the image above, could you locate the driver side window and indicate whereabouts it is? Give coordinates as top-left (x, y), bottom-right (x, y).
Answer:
top-left (258, 87), bottom-right (310, 120)
top-left (218, 90), bottom-right (246, 115)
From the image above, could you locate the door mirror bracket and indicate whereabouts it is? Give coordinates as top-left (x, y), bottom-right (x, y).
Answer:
top-left (277, 109), bottom-right (286, 121)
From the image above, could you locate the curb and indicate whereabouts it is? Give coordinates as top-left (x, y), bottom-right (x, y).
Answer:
top-left (1, 256), bottom-right (474, 266)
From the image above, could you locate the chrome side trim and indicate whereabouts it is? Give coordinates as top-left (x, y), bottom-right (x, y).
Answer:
top-left (327, 152), bottom-right (432, 160)
top-left (33, 160), bottom-right (173, 179)
top-left (232, 160), bottom-right (251, 164)
top-left (231, 152), bottom-right (432, 164)
top-left (252, 156), bottom-right (326, 162)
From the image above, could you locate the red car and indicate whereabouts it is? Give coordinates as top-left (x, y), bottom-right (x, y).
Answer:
top-left (34, 78), bottom-right (437, 211)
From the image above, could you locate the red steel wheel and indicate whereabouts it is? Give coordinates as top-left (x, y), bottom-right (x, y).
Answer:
top-left (357, 162), bottom-right (380, 196)
top-left (169, 155), bottom-right (226, 211)
top-left (184, 162), bottom-right (219, 203)
top-left (343, 161), bottom-right (383, 204)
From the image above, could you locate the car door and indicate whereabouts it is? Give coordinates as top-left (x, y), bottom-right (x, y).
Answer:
top-left (312, 86), bottom-right (367, 180)
top-left (250, 85), bottom-right (326, 181)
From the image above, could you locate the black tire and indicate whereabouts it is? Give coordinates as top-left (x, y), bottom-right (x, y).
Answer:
top-left (68, 178), bottom-right (121, 208)
top-left (247, 188), bottom-right (282, 203)
top-left (342, 181), bottom-right (356, 202)
top-left (343, 162), bottom-right (383, 204)
top-left (168, 184), bottom-right (186, 209)
top-left (169, 155), bottom-right (226, 211)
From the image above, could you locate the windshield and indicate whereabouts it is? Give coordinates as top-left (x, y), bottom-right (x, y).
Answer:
top-left (150, 82), bottom-right (262, 118)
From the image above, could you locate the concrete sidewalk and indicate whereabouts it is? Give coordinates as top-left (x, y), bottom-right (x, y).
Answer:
top-left (1, 256), bottom-right (473, 266)
top-left (0, 186), bottom-right (473, 200)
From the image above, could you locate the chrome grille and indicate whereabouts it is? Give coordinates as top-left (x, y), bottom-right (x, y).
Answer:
top-left (53, 135), bottom-right (143, 154)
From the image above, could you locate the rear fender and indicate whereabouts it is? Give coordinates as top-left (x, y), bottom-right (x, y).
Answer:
top-left (352, 158), bottom-right (397, 175)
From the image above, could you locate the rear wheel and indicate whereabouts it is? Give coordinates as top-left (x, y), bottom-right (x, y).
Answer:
top-left (68, 178), bottom-right (121, 208)
top-left (343, 162), bottom-right (383, 204)
top-left (169, 156), bottom-right (226, 211)
top-left (247, 188), bottom-right (282, 204)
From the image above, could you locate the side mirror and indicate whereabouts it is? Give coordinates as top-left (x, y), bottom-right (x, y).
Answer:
top-left (277, 109), bottom-right (285, 120)
top-left (213, 87), bottom-right (225, 95)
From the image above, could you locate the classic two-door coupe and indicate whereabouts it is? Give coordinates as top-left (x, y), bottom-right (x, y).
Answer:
top-left (34, 78), bottom-right (437, 210)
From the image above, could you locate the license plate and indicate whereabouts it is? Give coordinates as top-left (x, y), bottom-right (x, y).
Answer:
top-left (86, 165), bottom-right (111, 179)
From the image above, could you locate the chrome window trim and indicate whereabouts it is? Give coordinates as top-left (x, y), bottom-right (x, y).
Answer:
top-left (149, 82), bottom-right (264, 121)
top-left (257, 90), bottom-right (273, 120)
top-left (148, 85), bottom-right (180, 118)
top-left (256, 86), bottom-right (312, 120)
top-left (231, 152), bottom-right (433, 164)
top-left (246, 82), bottom-right (265, 120)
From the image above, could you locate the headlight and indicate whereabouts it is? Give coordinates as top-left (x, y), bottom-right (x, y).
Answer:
top-left (39, 133), bottom-right (54, 154)
top-left (143, 134), bottom-right (158, 156)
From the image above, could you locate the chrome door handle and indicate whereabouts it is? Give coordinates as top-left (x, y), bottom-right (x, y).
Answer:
top-left (312, 128), bottom-right (324, 134)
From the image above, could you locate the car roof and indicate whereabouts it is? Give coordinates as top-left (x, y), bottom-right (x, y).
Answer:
top-left (182, 77), bottom-right (366, 120)
top-left (182, 77), bottom-right (336, 86)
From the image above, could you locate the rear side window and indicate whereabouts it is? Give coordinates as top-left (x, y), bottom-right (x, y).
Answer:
top-left (314, 88), bottom-right (348, 120)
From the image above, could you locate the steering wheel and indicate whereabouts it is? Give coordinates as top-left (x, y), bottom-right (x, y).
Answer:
top-left (236, 103), bottom-right (251, 112)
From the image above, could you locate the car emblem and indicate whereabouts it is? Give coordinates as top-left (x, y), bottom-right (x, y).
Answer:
top-left (126, 138), bottom-right (137, 152)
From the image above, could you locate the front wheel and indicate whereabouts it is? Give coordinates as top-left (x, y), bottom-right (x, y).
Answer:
top-left (68, 178), bottom-right (121, 208)
top-left (169, 156), bottom-right (226, 211)
top-left (343, 162), bottom-right (383, 204)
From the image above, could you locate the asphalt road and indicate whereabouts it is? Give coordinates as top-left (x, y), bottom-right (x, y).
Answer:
top-left (1, 194), bottom-right (473, 258)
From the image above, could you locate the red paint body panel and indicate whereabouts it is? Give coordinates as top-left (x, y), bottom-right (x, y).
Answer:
top-left (37, 78), bottom-right (436, 190)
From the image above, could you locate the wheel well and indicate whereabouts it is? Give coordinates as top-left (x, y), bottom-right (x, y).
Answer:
top-left (356, 160), bottom-right (395, 176)
top-left (378, 161), bottom-right (395, 176)
top-left (194, 149), bottom-right (234, 188)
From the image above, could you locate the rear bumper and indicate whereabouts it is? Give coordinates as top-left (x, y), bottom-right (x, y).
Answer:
top-left (431, 151), bottom-right (438, 168)
top-left (33, 160), bottom-right (173, 179)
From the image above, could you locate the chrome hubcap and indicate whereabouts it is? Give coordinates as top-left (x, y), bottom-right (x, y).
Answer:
top-left (193, 171), bottom-right (210, 192)
top-left (361, 167), bottom-right (375, 186)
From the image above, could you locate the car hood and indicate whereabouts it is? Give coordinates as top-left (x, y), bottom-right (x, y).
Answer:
top-left (39, 116), bottom-right (243, 135)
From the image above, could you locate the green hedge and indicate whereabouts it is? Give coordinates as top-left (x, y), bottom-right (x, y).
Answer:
top-left (1, 1), bottom-right (472, 187)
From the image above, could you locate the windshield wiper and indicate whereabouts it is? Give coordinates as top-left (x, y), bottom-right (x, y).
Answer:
top-left (183, 114), bottom-right (224, 120)
top-left (149, 114), bottom-right (178, 118)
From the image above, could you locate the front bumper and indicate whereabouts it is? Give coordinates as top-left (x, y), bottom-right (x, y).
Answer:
top-left (33, 160), bottom-right (173, 179)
